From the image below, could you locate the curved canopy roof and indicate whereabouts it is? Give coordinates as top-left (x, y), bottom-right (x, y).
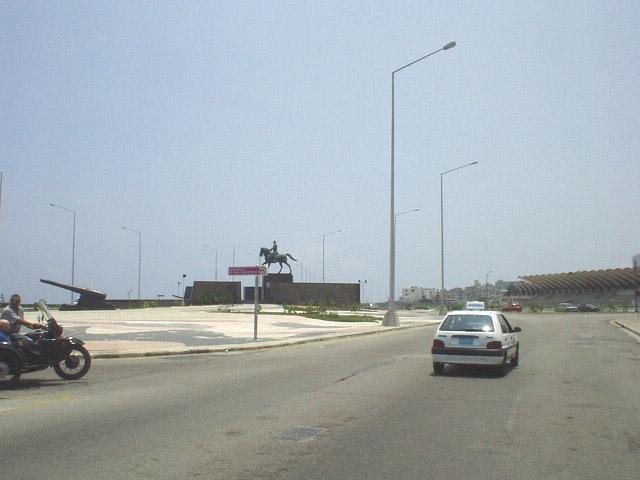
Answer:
top-left (506, 267), bottom-right (639, 295)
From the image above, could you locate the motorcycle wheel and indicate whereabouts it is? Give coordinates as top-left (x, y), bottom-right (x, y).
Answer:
top-left (53, 345), bottom-right (91, 380)
top-left (0, 349), bottom-right (23, 388)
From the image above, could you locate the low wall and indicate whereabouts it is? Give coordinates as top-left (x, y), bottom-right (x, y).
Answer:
top-left (189, 281), bottom-right (242, 305)
top-left (267, 282), bottom-right (359, 306)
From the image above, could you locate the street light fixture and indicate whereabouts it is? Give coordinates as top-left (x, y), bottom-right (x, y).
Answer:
top-left (203, 244), bottom-right (218, 281)
top-left (121, 226), bottom-right (142, 300)
top-left (385, 41), bottom-right (456, 327)
top-left (439, 161), bottom-right (478, 314)
top-left (395, 208), bottom-right (420, 225)
top-left (49, 203), bottom-right (76, 303)
top-left (322, 229), bottom-right (341, 283)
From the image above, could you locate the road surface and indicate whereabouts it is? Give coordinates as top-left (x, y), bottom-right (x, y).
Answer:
top-left (1, 314), bottom-right (638, 479)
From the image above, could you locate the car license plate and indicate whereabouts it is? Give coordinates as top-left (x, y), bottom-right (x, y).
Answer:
top-left (459, 337), bottom-right (474, 346)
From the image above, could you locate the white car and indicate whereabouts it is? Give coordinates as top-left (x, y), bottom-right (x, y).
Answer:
top-left (431, 310), bottom-right (521, 375)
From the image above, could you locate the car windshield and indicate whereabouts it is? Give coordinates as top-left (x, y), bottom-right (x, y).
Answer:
top-left (439, 314), bottom-right (495, 332)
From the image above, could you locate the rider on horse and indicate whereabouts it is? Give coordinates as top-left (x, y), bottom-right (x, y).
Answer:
top-left (260, 241), bottom-right (297, 274)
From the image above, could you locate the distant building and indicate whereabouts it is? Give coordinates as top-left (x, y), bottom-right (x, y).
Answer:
top-left (400, 286), bottom-right (438, 303)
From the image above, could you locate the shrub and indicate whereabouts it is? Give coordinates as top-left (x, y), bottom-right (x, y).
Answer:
top-left (283, 304), bottom-right (298, 314)
top-left (528, 302), bottom-right (544, 313)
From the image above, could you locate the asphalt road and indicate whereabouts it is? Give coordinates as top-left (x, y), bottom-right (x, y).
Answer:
top-left (1, 314), bottom-right (639, 479)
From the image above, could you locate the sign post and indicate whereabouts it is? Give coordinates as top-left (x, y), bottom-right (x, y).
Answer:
top-left (228, 265), bottom-right (267, 340)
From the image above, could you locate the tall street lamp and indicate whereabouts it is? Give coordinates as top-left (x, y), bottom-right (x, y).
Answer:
top-left (485, 270), bottom-right (493, 303)
top-left (322, 229), bottom-right (341, 283)
top-left (203, 244), bottom-right (218, 281)
top-left (393, 208), bottom-right (419, 308)
top-left (385, 41), bottom-right (456, 327)
top-left (231, 244), bottom-right (252, 281)
top-left (49, 203), bottom-right (76, 303)
top-left (439, 161), bottom-right (478, 314)
top-left (121, 226), bottom-right (142, 300)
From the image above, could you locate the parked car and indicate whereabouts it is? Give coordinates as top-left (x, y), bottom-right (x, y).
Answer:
top-left (431, 310), bottom-right (521, 375)
top-left (501, 303), bottom-right (522, 312)
top-left (577, 303), bottom-right (600, 312)
top-left (555, 302), bottom-right (579, 312)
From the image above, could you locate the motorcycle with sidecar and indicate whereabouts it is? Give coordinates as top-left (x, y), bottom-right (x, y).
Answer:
top-left (0, 300), bottom-right (91, 387)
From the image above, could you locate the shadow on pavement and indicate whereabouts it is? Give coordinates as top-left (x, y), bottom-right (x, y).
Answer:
top-left (433, 363), bottom-right (517, 378)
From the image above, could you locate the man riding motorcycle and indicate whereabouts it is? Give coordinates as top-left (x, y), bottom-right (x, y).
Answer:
top-left (1, 294), bottom-right (43, 354)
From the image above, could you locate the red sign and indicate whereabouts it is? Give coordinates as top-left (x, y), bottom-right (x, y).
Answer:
top-left (228, 266), bottom-right (267, 276)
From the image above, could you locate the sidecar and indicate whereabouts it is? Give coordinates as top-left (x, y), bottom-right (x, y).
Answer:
top-left (0, 341), bottom-right (25, 387)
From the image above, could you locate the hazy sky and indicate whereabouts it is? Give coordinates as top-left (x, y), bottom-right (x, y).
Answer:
top-left (2, 1), bottom-right (639, 303)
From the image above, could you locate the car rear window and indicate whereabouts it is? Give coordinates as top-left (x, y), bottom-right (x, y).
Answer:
top-left (439, 314), bottom-right (495, 332)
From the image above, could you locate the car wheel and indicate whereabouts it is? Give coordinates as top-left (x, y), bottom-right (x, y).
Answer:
top-left (511, 345), bottom-right (519, 367)
top-left (433, 362), bottom-right (444, 375)
top-left (496, 354), bottom-right (508, 377)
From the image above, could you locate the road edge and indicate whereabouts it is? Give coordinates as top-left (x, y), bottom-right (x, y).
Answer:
top-left (613, 319), bottom-right (640, 339)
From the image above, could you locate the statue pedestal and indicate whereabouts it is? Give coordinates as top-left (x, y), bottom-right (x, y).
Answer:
top-left (263, 273), bottom-right (293, 303)
top-left (264, 273), bottom-right (293, 285)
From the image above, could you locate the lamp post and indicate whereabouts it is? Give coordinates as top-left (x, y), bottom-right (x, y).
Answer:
top-left (384, 41), bottom-right (456, 327)
top-left (392, 208), bottom-right (419, 309)
top-left (230, 244), bottom-right (251, 281)
top-left (49, 203), bottom-right (76, 303)
top-left (322, 229), bottom-right (341, 283)
top-left (121, 226), bottom-right (142, 300)
top-left (439, 161), bottom-right (478, 314)
top-left (203, 244), bottom-right (218, 281)
top-left (485, 270), bottom-right (492, 304)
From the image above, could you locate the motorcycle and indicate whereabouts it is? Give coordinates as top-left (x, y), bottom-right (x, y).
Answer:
top-left (0, 300), bottom-right (91, 387)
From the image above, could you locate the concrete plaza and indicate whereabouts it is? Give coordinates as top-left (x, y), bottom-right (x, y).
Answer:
top-left (23, 305), bottom-right (441, 358)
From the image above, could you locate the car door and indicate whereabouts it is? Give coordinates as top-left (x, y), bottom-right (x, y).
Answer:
top-left (498, 314), bottom-right (516, 358)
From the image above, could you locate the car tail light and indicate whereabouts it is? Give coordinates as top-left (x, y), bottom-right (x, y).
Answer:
top-left (486, 341), bottom-right (502, 349)
top-left (433, 339), bottom-right (445, 348)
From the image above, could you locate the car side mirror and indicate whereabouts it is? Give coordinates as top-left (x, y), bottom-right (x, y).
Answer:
top-left (513, 327), bottom-right (522, 333)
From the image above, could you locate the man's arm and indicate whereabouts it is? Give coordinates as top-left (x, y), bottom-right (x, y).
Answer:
top-left (18, 318), bottom-right (42, 330)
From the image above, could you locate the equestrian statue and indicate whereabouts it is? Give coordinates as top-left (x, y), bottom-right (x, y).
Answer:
top-left (259, 241), bottom-right (298, 274)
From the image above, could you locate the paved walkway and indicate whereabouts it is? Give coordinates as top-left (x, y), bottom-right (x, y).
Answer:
top-left (24, 305), bottom-right (441, 359)
top-left (614, 314), bottom-right (640, 338)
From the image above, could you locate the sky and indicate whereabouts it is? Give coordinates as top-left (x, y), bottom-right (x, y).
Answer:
top-left (1, 0), bottom-right (639, 304)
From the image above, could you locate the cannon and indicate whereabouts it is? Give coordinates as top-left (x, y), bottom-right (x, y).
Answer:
top-left (40, 279), bottom-right (117, 310)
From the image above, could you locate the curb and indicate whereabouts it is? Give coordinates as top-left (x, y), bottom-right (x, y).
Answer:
top-left (90, 321), bottom-right (440, 359)
top-left (614, 320), bottom-right (640, 338)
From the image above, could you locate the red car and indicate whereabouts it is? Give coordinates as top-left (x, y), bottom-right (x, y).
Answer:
top-left (501, 303), bottom-right (523, 312)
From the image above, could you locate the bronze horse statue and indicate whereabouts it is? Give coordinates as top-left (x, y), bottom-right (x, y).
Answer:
top-left (259, 247), bottom-right (298, 273)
